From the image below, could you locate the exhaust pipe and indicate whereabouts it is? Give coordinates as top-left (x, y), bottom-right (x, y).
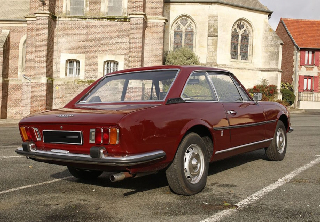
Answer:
top-left (109, 171), bottom-right (158, 182)
top-left (110, 172), bottom-right (133, 182)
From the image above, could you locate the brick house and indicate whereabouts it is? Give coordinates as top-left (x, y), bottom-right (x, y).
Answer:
top-left (276, 18), bottom-right (320, 109)
top-left (1, 0), bottom-right (282, 119)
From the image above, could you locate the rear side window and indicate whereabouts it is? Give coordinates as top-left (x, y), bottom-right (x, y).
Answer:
top-left (182, 71), bottom-right (217, 101)
top-left (207, 72), bottom-right (242, 102)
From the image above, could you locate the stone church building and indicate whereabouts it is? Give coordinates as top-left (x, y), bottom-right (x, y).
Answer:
top-left (0, 0), bottom-right (282, 119)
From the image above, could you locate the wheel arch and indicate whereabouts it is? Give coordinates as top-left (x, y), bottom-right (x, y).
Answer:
top-left (278, 114), bottom-right (289, 131)
top-left (178, 122), bottom-right (214, 161)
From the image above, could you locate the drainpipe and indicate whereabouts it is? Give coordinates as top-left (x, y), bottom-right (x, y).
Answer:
top-left (294, 47), bottom-right (299, 108)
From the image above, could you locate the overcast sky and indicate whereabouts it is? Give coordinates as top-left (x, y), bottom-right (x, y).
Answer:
top-left (259, 0), bottom-right (320, 30)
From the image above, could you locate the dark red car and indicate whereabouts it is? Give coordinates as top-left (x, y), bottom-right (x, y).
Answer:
top-left (16, 66), bottom-right (292, 195)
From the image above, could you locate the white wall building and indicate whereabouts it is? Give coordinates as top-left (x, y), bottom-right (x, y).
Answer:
top-left (164, 0), bottom-right (283, 91)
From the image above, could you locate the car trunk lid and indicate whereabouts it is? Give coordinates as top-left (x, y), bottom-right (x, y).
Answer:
top-left (20, 104), bottom-right (160, 125)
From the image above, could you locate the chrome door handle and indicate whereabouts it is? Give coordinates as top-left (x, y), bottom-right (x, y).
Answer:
top-left (226, 110), bottom-right (237, 115)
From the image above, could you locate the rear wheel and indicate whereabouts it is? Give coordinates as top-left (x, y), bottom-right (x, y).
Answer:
top-left (265, 120), bottom-right (287, 161)
top-left (166, 133), bottom-right (209, 195)
top-left (67, 166), bottom-right (103, 180)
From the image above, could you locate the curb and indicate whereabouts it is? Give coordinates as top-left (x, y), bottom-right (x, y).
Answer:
top-left (288, 109), bottom-right (305, 114)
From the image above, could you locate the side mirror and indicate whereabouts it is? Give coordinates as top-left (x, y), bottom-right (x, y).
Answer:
top-left (253, 93), bottom-right (262, 101)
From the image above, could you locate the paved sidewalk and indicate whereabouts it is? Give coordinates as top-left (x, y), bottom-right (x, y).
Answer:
top-left (288, 108), bottom-right (305, 114)
top-left (291, 109), bottom-right (320, 115)
top-left (0, 119), bottom-right (20, 126)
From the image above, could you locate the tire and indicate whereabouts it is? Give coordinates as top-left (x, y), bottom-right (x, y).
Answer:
top-left (166, 132), bottom-right (209, 195)
top-left (265, 120), bottom-right (287, 161)
top-left (67, 166), bottom-right (103, 180)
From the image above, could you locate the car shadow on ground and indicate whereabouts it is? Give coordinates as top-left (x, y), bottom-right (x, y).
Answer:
top-left (208, 148), bottom-right (267, 176)
top-left (50, 148), bottom-right (268, 196)
top-left (51, 169), bottom-right (169, 196)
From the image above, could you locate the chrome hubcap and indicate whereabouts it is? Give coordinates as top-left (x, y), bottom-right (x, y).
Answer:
top-left (184, 144), bottom-right (205, 184)
top-left (276, 128), bottom-right (286, 154)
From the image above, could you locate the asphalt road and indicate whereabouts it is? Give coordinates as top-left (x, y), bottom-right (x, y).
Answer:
top-left (0, 113), bottom-right (319, 222)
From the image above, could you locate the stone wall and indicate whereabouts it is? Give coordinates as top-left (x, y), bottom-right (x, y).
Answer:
top-left (0, 0), bottom-right (167, 118)
top-left (144, 20), bottom-right (165, 67)
top-left (53, 19), bottom-right (131, 79)
top-left (262, 21), bottom-right (283, 70)
top-left (0, 26), bottom-right (28, 119)
top-left (0, 30), bottom-right (10, 119)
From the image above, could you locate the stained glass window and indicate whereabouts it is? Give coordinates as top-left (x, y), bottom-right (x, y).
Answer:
top-left (230, 20), bottom-right (252, 61)
top-left (231, 29), bottom-right (239, 60)
top-left (174, 31), bottom-right (183, 50)
top-left (172, 16), bottom-right (195, 51)
top-left (240, 30), bottom-right (249, 60)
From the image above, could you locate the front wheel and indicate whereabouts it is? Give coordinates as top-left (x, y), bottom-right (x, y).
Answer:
top-left (166, 133), bottom-right (209, 195)
top-left (67, 166), bottom-right (103, 180)
top-left (265, 120), bottom-right (287, 161)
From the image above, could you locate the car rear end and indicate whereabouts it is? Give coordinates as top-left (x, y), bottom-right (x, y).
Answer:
top-left (16, 109), bottom-right (166, 171)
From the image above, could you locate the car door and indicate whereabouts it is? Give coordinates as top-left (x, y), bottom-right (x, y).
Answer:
top-left (181, 71), bottom-right (231, 152)
top-left (207, 71), bottom-right (266, 148)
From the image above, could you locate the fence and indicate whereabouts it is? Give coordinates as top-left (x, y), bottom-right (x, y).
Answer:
top-left (298, 92), bottom-right (320, 102)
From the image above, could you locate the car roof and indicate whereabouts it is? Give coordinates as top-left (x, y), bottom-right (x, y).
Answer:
top-left (107, 65), bottom-right (228, 76)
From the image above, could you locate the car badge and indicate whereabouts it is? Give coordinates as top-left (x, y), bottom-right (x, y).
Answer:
top-left (56, 114), bottom-right (74, 118)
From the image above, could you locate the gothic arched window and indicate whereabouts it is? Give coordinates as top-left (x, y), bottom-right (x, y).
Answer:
top-left (231, 20), bottom-right (252, 61)
top-left (172, 16), bottom-right (196, 51)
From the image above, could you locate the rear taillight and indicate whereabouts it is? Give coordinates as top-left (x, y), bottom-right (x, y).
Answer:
top-left (25, 127), bottom-right (36, 141)
top-left (20, 127), bottom-right (41, 142)
top-left (109, 128), bottom-right (119, 144)
top-left (102, 128), bottom-right (110, 144)
top-left (95, 128), bottom-right (102, 145)
top-left (90, 127), bottom-right (119, 145)
top-left (20, 127), bottom-right (28, 141)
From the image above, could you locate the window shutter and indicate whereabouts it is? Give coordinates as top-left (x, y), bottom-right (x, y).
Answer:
top-left (298, 75), bottom-right (305, 92)
top-left (314, 76), bottom-right (319, 92)
top-left (315, 51), bottom-right (320, 66)
top-left (300, 51), bottom-right (305, 66)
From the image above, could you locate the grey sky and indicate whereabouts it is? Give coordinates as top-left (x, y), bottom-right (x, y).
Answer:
top-left (259, 0), bottom-right (320, 30)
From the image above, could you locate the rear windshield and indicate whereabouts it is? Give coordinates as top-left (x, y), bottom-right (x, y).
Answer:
top-left (79, 70), bottom-right (178, 104)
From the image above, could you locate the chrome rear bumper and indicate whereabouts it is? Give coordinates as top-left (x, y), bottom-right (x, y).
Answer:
top-left (16, 147), bottom-right (166, 166)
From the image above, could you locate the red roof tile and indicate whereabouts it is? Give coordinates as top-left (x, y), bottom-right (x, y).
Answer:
top-left (281, 18), bottom-right (320, 49)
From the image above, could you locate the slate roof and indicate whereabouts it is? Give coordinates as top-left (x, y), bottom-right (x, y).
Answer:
top-left (164, 0), bottom-right (272, 14)
top-left (0, 0), bottom-right (29, 21)
top-left (281, 18), bottom-right (320, 49)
